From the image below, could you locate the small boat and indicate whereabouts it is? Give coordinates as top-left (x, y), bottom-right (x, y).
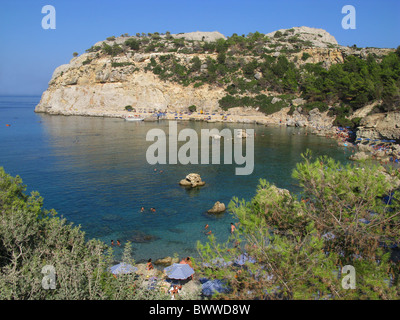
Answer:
top-left (125, 115), bottom-right (144, 121)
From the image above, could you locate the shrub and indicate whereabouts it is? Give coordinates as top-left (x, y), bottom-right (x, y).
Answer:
top-left (197, 153), bottom-right (400, 300)
top-left (124, 38), bottom-right (140, 50)
top-left (301, 52), bottom-right (311, 61)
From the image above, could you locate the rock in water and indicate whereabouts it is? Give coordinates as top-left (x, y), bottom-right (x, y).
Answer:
top-left (207, 201), bottom-right (226, 214)
top-left (179, 173), bottom-right (205, 188)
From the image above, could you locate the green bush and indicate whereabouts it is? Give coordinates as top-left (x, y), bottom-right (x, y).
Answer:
top-left (124, 38), bottom-right (140, 50)
top-left (0, 167), bottom-right (176, 300)
top-left (197, 153), bottom-right (400, 300)
top-left (301, 52), bottom-right (311, 61)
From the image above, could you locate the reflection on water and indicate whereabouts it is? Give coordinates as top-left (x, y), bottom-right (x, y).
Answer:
top-left (0, 96), bottom-right (353, 262)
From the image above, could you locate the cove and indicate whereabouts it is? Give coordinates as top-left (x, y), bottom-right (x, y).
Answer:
top-left (0, 96), bottom-right (353, 262)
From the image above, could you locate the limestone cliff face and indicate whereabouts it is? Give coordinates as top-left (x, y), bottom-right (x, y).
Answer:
top-left (357, 112), bottom-right (400, 140)
top-left (35, 53), bottom-right (226, 117)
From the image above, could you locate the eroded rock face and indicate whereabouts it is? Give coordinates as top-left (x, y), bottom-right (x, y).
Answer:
top-left (179, 173), bottom-right (205, 188)
top-left (266, 26), bottom-right (338, 48)
top-left (357, 112), bottom-right (400, 141)
top-left (35, 28), bottom-right (394, 136)
top-left (207, 201), bottom-right (226, 214)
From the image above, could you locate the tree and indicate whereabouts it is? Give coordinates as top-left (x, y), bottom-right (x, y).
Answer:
top-left (124, 38), bottom-right (140, 50)
top-left (0, 167), bottom-right (173, 300)
top-left (217, 52), bottom-right (226, 65)
top-left (197, 153), bottom-right (400, 299)
top-left (72, 52), bottom-right (78, 57)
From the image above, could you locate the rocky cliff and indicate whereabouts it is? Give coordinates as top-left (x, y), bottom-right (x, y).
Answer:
top-left (35, 29), bottom-right (397, 137)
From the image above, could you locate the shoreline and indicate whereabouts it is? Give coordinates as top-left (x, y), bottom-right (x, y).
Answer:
top-left (35, 108), bottom-right (400, 164)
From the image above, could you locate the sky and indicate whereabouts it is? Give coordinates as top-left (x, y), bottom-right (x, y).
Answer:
top-left (0, 0), bottom-right (399, 95)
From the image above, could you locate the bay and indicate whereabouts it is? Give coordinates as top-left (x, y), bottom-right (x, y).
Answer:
top-left (0, 96), bottom-right (352, 262)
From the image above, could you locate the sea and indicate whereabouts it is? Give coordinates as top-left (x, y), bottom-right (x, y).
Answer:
top-left (0, 95), bottom-right (353, 262)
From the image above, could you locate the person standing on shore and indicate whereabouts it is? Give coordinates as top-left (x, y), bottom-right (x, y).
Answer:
top-left (146, 258), bottom-right (154, 270)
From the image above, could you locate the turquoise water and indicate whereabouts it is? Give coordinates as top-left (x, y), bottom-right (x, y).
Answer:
top-left (0, 96), bottom-right (353, 262)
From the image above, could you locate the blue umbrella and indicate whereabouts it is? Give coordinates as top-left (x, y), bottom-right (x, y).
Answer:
top-left (164, 263), bottom-right (194, 280)
top-left (234, 253), bottom-right (256, 266)
top-left (202, 279), bottom-right (230, 296)
top-left (109, 263), bottom-right (138, 275)
top-left (202, 257), bottom-right (233, 268)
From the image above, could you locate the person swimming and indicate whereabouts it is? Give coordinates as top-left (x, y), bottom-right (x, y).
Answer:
top-left (230, 223), bottom-right (236, 233)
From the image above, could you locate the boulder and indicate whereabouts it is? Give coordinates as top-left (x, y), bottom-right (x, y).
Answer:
top-left (207, 201), bottom-right (226, 214)
top-left (254, 72), bottom-right (262, 80)
top-left (292, 98), bottom-right (306, 106)
top-left (154, 256), bottom-right (179, 267)
top-left (271, 97), bottom-right (282, 104)
top-left (179, 173), bottom-right (205, 188)
top-left (349, 151), bottom-right (370, 161)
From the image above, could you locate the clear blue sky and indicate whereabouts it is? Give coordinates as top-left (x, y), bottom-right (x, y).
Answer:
top-left (0, 0), bottom-right (399, 95)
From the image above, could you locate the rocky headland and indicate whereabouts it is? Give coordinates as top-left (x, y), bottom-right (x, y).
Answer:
top-left (35, 28), bottom-right (399, 158)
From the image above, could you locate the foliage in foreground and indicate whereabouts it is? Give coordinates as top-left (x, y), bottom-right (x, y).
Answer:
top-left (0, 167), bottom-right (170, 300)
top-left (197, 152), bottom-right (400, 299)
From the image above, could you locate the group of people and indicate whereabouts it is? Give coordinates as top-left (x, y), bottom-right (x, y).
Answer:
top-left (110, 239), bottom-right (121, 246)
top-left (141, 207), bottom-right (156, 213)
top-left (203, 222), bottom-right (237, 235)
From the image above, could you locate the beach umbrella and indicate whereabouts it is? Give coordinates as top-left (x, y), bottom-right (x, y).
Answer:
top-left (164, 263), bottom-right (194, 280)
top-left (109, 262), bottom-right (138, 275)
top-left (202, 257), bottom-right (233, 268)
top-left (202, 279), bottom-right (230, 296)
top-left (234, 253), bottom-right (256, 266)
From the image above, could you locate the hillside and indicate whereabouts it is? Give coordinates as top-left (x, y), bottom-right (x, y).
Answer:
top-left (35, 28), bottom-right (400, 140)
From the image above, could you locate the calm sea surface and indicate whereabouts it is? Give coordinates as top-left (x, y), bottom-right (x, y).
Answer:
top-left (0, 96), bottom-right (353, 262)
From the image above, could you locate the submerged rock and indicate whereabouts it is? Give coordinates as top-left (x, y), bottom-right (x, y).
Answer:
top-left (128, 230), bottom-right (160, 243)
